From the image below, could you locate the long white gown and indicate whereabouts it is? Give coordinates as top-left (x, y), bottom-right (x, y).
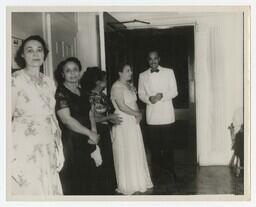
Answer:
top-left (110, 81), bottom-right (153, 195)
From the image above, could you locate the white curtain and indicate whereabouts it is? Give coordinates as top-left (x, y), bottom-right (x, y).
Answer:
top-left (196, 14), bottom-right (243, 165)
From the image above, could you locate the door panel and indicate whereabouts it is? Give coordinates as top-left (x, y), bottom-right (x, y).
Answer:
top-left (103, 12), bottom-right (128, 92)
top-left (50, 13), bottom-right (77, 75)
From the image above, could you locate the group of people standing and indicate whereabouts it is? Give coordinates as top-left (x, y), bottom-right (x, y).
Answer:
top-left (11, 35), bottom-right (178, 196)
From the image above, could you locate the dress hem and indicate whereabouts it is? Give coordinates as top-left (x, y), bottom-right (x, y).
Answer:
top-left (115, 184), bottom-right (154, 195)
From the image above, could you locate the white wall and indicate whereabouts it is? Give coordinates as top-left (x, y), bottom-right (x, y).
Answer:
top-left (12, 12), bottom-right (43, 39)
top-left (77, 12), bottom-right (100, 74)
top-left (111, 12), bottom-right (244, 165)
top-left (12, 12), bottom-right (78, 79)
top-left (12, 13), bottom-right (44, 71)
top-left (49, 13), bottom-right (78, 75)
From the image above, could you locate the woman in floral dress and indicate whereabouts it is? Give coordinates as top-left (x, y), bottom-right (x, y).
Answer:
top-left (11, 35), bottom-right (64, 195)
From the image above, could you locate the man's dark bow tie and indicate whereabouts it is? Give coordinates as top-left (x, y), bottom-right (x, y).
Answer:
top-left (150, 69), bottom-right (159, 73)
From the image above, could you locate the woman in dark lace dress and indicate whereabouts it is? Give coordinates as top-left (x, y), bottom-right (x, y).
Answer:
top-left (81, 67), bottom-right (122, 194)
top-left (55, 58), bottom-right (100, 195)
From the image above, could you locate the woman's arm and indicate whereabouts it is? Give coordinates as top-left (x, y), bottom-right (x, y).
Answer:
top-left (112, 87), bottom-right (140, 117)
top-left (94, 113), bottom-right (123, 125)
top-left (94, 113), bottom-right (109, 123)
top-left (89, 106), bottom-right (99, 145)
top-left (89, 105), bottom-right (97, 133)
top-left (57, 107), bottom-right (99, 144)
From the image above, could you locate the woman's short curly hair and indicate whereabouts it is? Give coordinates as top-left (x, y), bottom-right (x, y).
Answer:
top-left (54, 57), bottom-right (82, 85)
top-left (15, 35), bottom-right (49, 68)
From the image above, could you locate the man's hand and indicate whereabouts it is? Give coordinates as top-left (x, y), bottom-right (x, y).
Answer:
top-left (149, 95), bottom-right (158, 104)
top-left (156, 93), bottom-right (163, 101)
top-left (149, 93), bottom-right (163, 104)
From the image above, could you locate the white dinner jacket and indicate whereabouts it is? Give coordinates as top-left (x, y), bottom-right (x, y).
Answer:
top-left (138, 66), bottom-right (178, 125)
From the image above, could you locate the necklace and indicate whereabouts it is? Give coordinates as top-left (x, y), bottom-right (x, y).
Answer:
top-left (64, 82), bottom-right (80, 96)
top-left (118, 80), bottom-right (137, 93)
top-left (118, 80), bottom-right (129, 87)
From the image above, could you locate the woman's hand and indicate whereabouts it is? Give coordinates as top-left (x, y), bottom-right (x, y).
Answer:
top-left (135, 112), bottom-right (143, 124)
top-left (88, 139), bottom-right (95, 145)
top-left (108, 113), bottom-right (122, 125)
top-left (56, 147), bottom-right (65, 172)
top-left (89, 131), bottom-right (100, 144)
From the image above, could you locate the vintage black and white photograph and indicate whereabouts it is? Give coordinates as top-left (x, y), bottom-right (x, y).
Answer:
top-left (6, 6), bottom-right (250, 201)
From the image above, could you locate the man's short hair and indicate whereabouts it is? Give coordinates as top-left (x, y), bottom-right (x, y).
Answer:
top-left (148, 50), bottom-right (160, 58)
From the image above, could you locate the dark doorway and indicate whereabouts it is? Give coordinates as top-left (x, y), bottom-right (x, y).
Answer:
top-left (104, 12), bottom-right (196, 166)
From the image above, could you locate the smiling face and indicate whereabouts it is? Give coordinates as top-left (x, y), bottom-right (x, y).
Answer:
top-left (22, 40), bottom-right (45, 68)
top-left (148, 51), bottom-right (160, 70)
top-left (119, 65), bottom-right (133, 82)
top-left (62, 61), bottom-right (81, 84)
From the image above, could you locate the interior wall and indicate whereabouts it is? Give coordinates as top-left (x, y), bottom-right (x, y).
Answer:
top-left (12, 12), bottom-right (43, 39)
top-left (11, 12), bottom-right (78, 80)
top-left (12, 12), bottom-right (101, 76)
top-left (11, 13), bottom-right (44, 73)
top-left (50, 13), bottom-right (78, 76)
top-left (111, 12), bottom-right (244, 165)
top-left (77, 12), bottom-right (100, 74)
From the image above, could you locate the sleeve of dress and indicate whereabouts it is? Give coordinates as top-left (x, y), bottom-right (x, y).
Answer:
top-left (55, 88), bottom-right (69, 111)
top-left (11, 74), bottom-right (19, 115)
top-left (110, 84), bottom-right (124, 102)
top-left (54, 87), bottom-right (66, 172)
top-left (49, 78), bottom-right (57, 96)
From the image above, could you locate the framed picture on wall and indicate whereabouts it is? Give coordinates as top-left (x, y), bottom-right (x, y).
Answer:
top-left (12, 36), bottom-right (23, 72)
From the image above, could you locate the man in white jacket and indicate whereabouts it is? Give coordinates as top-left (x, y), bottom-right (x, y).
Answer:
top-left (138, 51), bottom-right (178, 182)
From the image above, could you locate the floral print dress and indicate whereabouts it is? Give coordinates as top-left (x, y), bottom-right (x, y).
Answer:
top-left (89, 91), bottom-right (112, 118)
top-left (11, 70), bottom-right (63, 195)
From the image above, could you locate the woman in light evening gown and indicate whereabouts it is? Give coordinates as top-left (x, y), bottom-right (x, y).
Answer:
top-left (11, 35), bottom-right (64, 195)
top-left (110, 64), bottom-right (153, 195)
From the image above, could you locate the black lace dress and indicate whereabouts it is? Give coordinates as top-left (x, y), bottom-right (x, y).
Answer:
top-left (55, 84), bottom-right (97, 195)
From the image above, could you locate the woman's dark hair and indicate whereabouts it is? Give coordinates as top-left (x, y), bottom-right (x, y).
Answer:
top-left (117, 63), bottom-right (132, 73)
top-left (15, 35), bottom-right (49, 68)
top-left (116, 63), bottom-right (133, 83)
top-left (54, 57), bottom-right (82, 85)
top-left (80, 67), bottom-right (106, 93)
